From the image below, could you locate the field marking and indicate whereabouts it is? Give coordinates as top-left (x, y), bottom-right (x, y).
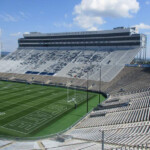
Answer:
top-left (2, 105), bottom-right (68, 134)
top-left (0, 92), bottom-right (69, 122)
top-left (0, 86), bottom-right (63, 102)
top-left (2, 99), bottom-right (69, 125)
top-left (0, 87), bottom-right (47, 99)
top-left (0, 92), bottom-right (93, 119)
top-left (0, 92), bottom-right (94, 121)
top-left (0, 125), bottom-right (28, 135)
top-left (0, 82), bottom-right (56, 97)
top-left (2, 102), bottom-right (72, 134)
top-left (0, 90), bottom-right (66, 117)
top-left (1, 90), bottom-right (66, 107)
top-left (0, 112), bottom-right (6, 115)
top-left (0, 87), bottom-right (33, 95)
top-left (0, 81), bottom-right (98, 135)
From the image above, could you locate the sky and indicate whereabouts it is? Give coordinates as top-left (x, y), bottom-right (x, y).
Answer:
top-left (0, 0), bottom-right (150, 57)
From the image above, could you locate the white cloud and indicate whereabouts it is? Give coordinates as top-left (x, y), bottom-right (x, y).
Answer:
top-left (134, 23), bottom-right (150, 30)
top-left (0, 14), bottom-right (17, 22)
top-left (19, 11), bottom-right (28, 19)
top-left (145, 1), bottom-right (150, 5)
top-left (88, 26), bottom-right (99, 31)
top-left (53, 22), bottom-right (62, 28)
top-left (54, 22), bottom-right (73, 28)
top-left (74, 0), bottom-right (139, 30)
top-left (74, 15), bottom-right (105, 31)
top-left (0, 12), bottom-right (30, 22)
top-left (24, 32), bottom-right (30, 34)
top-left (10, 32), bottom-right (22, 37)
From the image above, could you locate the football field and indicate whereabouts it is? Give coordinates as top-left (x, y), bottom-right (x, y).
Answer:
top-left (0, 81), bottom-right (105, 138)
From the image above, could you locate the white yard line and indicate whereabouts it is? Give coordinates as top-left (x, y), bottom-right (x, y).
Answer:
top-left (0, 126), bottom-right (28, 135)
top-left (2, 102), bottom-right (73, 134)
top-left (0, 91), bottom-right (66, 120)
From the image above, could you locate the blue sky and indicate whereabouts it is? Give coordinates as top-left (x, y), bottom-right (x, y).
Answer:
top-left (0, 0), bottom-right (150, 57)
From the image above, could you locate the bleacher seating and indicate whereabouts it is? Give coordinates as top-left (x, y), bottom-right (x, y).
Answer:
top-left (0, 47), bottom-right (149, 149)
top-left (0, 141), bottom-right (41, 150)
top-left (65, 89), bottom-right (150, 148)
top-left (0, 48), bottom-right (140, 82)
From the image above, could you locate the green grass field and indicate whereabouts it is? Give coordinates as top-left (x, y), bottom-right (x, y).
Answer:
top-left (0, 81), bottom-right (105, 138)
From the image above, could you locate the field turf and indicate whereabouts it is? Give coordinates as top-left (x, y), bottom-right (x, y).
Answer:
top-left (0, 81), bottom-right (105, 138)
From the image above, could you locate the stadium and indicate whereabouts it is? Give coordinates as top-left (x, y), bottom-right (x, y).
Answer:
top-left (0, 27), bottom-right (149, 150)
